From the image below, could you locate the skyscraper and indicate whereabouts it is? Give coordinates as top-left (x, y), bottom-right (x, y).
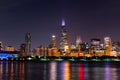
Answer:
top-left (104, 37), bottom-right (112, 48)
top-left (59, 19), bottom-right (69, 54)
top-left (76, 36), bottom-right (82, 52)
top-left (90, 38), bottom-right (101, 53)
top-left (104, 37), bottom-right (112, 55)
top-left (0, 41), bottom-right (3, 50)
top-left (20, 44), bottom-right (26, 57)
top-left (25, 33), bottom-right (31, 56)
top-left (50, 35), bottom-right (57, 49)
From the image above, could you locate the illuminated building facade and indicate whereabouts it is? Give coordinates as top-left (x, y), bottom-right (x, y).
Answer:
top-left (25, 33), bottom-right (31, 56)
top-left (0, 51), bottom-right (20, 58)
top-left (76, 36), bottom-right (82, 52)
top-left (33, 47), bottom-right (40, 56)
top-left (90, 38), bottom-right (101, 53)
top-left (0, 41), bottom-right (3, 50)
top-left (4, 46), bottom-right (15, 51)
top-left (104, 37), bottom-right (112, 55)
top-left (112, 41), bottom-right (120, 53)
top-left (49, 35), bottom-right (57, 49)
top-left (34, 45), bottom-right (48, 57)
top-left (59, 19), bottom-right (69, 54)
top-left (39, 45), bottom-right (44, 56)
top-left (81, 42), bottom-right (89, 54)
top-left (49, 35), bottom-right (58, 56)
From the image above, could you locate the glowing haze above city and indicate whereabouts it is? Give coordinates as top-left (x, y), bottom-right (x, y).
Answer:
top-left (0, 0), bottom-right (120, 50)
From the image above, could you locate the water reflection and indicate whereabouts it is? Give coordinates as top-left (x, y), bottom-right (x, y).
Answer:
top-left (92, 67), bottom-right (104, 80)
top-left (105, 62), bottom-right (118, 80)
top-left (58, 61), bottom-right (70, 80)
top-left (0, 61), bottom-right (24, 80)
top-left (105, 63), bottom-right (110, 80)
top-left (0, 61), bottom-right (120, 80)
top-left (70, 62), bottom-right (79, 80)
top-left (84, 63), bottom-right (88, 80)
top-left (79, 62), bottom-right (84, 80)
top-left (49, 61), bottom-right (57, 80)
top-left (63, 61), bottom-right (70, 80)
top-left (44, 62), bottom-right (47, 80)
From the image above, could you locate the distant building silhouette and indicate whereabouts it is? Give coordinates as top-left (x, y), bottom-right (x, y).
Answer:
top-left (20, 44), bottom-right (26, 57)
top-left (25, 33), bottom-right (31, 56)
top-left (76, 36), bottom-right (82, 52)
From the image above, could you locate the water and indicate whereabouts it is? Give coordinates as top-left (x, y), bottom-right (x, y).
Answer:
top-left (0, 61), bottom-right (120, 80)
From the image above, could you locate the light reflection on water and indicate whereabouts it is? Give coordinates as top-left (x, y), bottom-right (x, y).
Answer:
top-left (0, 61), bottom-right (120, 80)
top-left (105, 62), bottom-right (118, 80)
top-left (58, 61), bottom-right (71, 80)
top-left (49, 61), bottom-right (57, 80)
top-left (0, 61), bottom-right (24, 80)
top-left (79, 62), bottom-right (84, 80)
top-left (105, 63), bottom-right (110, 80)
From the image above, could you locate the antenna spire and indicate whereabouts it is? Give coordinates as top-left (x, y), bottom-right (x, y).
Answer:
top-left (62, 19), bottom-right (65, 26)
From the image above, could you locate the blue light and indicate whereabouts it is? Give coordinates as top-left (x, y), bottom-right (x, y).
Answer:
top-left (0, 53), bottom-right (19, 58)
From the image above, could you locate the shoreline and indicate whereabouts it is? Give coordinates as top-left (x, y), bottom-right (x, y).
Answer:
top-left (0, 56), bottom-right (120, 61)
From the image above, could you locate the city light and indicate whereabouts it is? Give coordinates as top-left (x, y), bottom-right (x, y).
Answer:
top-left (0, 20), bottom-right (119, 61)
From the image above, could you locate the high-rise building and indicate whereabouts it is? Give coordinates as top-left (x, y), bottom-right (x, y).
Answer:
top-left (104, 37), bottom-right (112, 48)
top-left (33, 47), bottom-right (40, 56)
top-left (90, 38), bottom-right (101, 53)
top-left (81, 42), bottom-right (89, 54)
top-left (19, 44), bottom-right (26, 57)
top-left (59, 19), bottom-right (69, 54)
top-left (76, 36), bottom-right (82, 52)
top-left (25, 33), bottom-right (31, 56)
top-left (104, 37), bottom-right (112, 55)
top-left (49, 35), bottom-right (57, 49)
top-left (0, 41), bottom-right (3, 50)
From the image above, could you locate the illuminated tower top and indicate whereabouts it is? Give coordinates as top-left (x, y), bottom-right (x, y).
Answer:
top-left (62, 19), bottom-right (65, 26)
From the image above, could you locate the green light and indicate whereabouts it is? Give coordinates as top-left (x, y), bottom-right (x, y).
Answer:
top-left (69, 57), bottom-right (75, 61)
top-left (27, 57), bottom-right (32, 60)
top-left (55, 57), bottom-right (63, 61)
top-left (103, 58), bottom-right (111, 61)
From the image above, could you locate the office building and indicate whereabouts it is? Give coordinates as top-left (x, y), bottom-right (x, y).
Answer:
top-left (4, 46), bottom-right (15, 51)
top-left (25, 33), bottom-right (31, 56)
top-left (76, 36), bottom-right (82, 52)
top-left (49, 35), bottom-right (57, 49)
top-left (0, 41), bottom-right (3, 50)
top-left (104, 37), bottom-right (112, 55)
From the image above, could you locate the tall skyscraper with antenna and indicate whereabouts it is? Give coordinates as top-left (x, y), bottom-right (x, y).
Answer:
top-left (60, 19), bottom-right (69, 54)
top-left (25, 33), bottom-right (31, 56)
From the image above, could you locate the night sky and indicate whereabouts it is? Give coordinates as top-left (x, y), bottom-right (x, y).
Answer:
top-left (0, 0), bottom-right (120, 50)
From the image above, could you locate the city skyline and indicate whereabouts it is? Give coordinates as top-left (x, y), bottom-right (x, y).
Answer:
top-left (0, 0), bottom-right (120, 49)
